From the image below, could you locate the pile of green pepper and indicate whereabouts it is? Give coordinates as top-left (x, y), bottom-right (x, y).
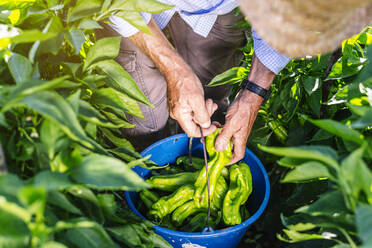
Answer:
top-left (139, 129), bottom-right (253, 231)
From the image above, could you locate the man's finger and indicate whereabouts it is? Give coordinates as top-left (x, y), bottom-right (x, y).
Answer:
top-left (212, 121), bottom-right (223, 128)
top-left (205, 98), bottom-right (218, 117)
top-left (178, 112), bottom-right (217, 137)
top-left (190, 96), bottom-right (211, 128)
top-left (227, 134), bottom-right (246, 165)
top-left (215, 122), bottom-right (234, 152)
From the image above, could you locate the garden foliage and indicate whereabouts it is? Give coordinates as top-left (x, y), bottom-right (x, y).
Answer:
top-left (211, 24), bottom-right (372, 248)
top-left (0, 0), bottom-right (371, 247)
top-left (0, 0), bottom-right (174, 247)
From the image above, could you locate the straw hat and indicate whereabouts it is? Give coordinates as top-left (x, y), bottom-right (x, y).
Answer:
top-left (238, 0), bottom-right (372, 57)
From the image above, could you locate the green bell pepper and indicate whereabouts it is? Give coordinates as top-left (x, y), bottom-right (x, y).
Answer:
top-left (194, 129), bottom-right (232, 208)
top-left (149, 184), bottom-right (194, 219)
top-left (212, 175), bottom-right (228, 210)
top-left (172, 200), bottom-right (201, 226)
top-left (222, 161), bottom-right (253, 225)
top-left (146, 171), bottom-right (198, 191)
top-left (139, 189), bottom-right (159, 209)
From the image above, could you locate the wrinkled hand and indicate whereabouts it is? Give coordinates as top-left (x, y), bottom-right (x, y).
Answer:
top-left (215, 90), bottom-right (263, 165)
top-left (167, 70), bottom-right (217, 137)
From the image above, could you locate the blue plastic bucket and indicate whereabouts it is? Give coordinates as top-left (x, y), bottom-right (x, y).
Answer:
top-left (124, 134), bottom-right (270, 248)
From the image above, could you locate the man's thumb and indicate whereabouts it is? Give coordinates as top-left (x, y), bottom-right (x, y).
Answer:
top-left (215, 127), bottom-right (233, 152)
top-left (192, 102), bottom-right (211, 128)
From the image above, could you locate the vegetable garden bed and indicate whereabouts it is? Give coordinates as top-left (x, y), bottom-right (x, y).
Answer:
top-left (0, 0), bottom-right (371, 248)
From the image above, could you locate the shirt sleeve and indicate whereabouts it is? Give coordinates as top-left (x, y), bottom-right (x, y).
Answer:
top-left (252, 29), bottom-right (291, 74)
top-left (109, 12), bottom-right (152, 37)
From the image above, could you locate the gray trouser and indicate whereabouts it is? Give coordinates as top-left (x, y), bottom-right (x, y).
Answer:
top-left (96, 11), bottom-right (246, 150)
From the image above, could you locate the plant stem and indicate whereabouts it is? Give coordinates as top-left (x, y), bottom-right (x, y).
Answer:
top-left (339, 228), bottom-right (358, 248)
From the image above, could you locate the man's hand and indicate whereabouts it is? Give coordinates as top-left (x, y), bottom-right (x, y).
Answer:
top-left (167, 69), bottom-right (217, 137)
top-left (129, 17), bottom-right (217, 137)
top-left (215, 53), bottom-right (276, 164)
top-left (215, 90), bottom-right (262, 165)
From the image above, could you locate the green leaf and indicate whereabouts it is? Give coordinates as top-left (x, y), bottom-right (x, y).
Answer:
top-left (109, 0), bottom-right (173, 13)
top-left (9, 30), bottom-right (57, 44)
top-left (331, 244), bottom-right (352, 248)
top-left (18, 186), bottom-right (47, 218)
top-left (277, 157), bottom-right (309, 168)
top-left (67, 0), bottom-right (101, 22)
top-left (0, 174), bottom-right (24, 201)
top-left (277, 229), bottom-right (326, 243)
top-left (47, 191), bottom-right (82, 215)
top-left (259, 145), bottom-right (339, 169)
top-left (97, 194), bottom-right (116, 216)
top-left (280, 80), bottom-right (301, 119)
top-left (207, 67), bottom-right (243, 87)
top-left (84, 37), bottom-right (121, 71)
top-left (0, 113), bottom-right (9, 128)
top-left (91, 87), bottom-right (144, 118)
top-left (69, 154), bottom-right (149, 190)
top-left (115, 11), bottom-right (151, 34)
top-left (67, 89), bottom-right (81, 114)
top-left (78, 100), bottom-right (125, 128)
top-left (356, 205), bottom-right (372, 248)
top-left (101, 110), bottom-right (135, 128)
top-left (150, 232), bottom-right (173, 248)
top-left (66, 29), bottom-right (85, 55)
top-left (346, 103), bottom-right (370, 116)
top-left (40, 119), bottom-right (64, 159)
top-left (0, 0), bottom-right (35, 10)
top-left (341, 146), bottom-right (372, 205)
top-left (0, 208), bottom-right (30, 248)
top-left (67, 185), bottom-right (100, 206)
top-left (295, 191), bottom-right (348, 217)
top-left (32, 171), bottom-right (74, 191)
top-left (282, 161), bottom-right (330, 183)
top-left (100, 128), bottom-right (134, 150)
top-left (304, 117), bottom-right (364, 145)
top-left (308, 88), bottom-right (322, 118)
top-left (0, 195), bottom-right (30, 223)
top-left (351, 109), bottom-right (372, 129)
top-left (107, 225), bottom-right (142, 247)
top-left (8, 53), bottom-right (33, 84)
top-left (4, 91), bottom-right (100, 151)
top-left (41, 241), bottom-right (68, 248)
top-left (7, 76), bottom-right (69, 104)
top-left (308, 129), bottom-right (334, 143)
top-left (354, 43), bottom-right (372, 84)
top-left (66, 223), bottom-right (115, 248)
top-left (108, 147), bottom-right (141, 161)
top-left (96, 60), bottom-right (152, 106)
top-left (302, 76), bottom-right (322, 95)
top-left (29, 16), bottom-right (63, 62)
top-left (327, 55), bottom-right (367, 80)
top-left (78, 19), bottom-right (103, 29)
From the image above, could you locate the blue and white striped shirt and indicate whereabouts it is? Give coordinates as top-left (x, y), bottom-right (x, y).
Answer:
top-left (110, 0), bottom-right (291, 74)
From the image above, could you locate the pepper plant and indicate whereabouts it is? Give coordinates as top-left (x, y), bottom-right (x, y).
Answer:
top-left (210, 24), bottom-right (372, 247)
top-left (0, 0), bottom-right (174, 247)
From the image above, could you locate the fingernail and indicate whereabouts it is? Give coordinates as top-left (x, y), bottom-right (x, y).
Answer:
top-left (200, 122), bottom-right (210, 128)
top-left (215, 143), bottom-right (224, 152)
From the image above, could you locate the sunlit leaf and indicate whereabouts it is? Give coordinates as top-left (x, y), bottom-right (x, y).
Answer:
top-left (96, 59), bottom-right (152, 106)
top-left (8, 53), bottom-right (33, 84)
top-left (69, 154), bottom-right (149, 190)
top-left (282, 161), bottom-right (330, 183)
top-left (83, 37), bottom-right (121, 71)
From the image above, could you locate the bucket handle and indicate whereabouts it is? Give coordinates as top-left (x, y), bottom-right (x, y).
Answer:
top-left (201, 226), bottom-right (214, 234)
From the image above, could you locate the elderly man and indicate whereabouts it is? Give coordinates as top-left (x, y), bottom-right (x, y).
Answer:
top-left (97, 0), bottom-right (371, 164)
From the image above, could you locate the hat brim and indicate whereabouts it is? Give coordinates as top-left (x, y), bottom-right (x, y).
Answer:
top-left (238, 0), bottom-right (372, 57)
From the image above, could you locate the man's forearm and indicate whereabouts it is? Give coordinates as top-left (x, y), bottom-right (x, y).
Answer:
top-left (128, 17), bottom-right (194, 85)
top-left (247, 53), bottom-right (275, 89)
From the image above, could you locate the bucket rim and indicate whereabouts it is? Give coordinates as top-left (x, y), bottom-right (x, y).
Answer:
top-left (124, 133), bottom-right (270, 237)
